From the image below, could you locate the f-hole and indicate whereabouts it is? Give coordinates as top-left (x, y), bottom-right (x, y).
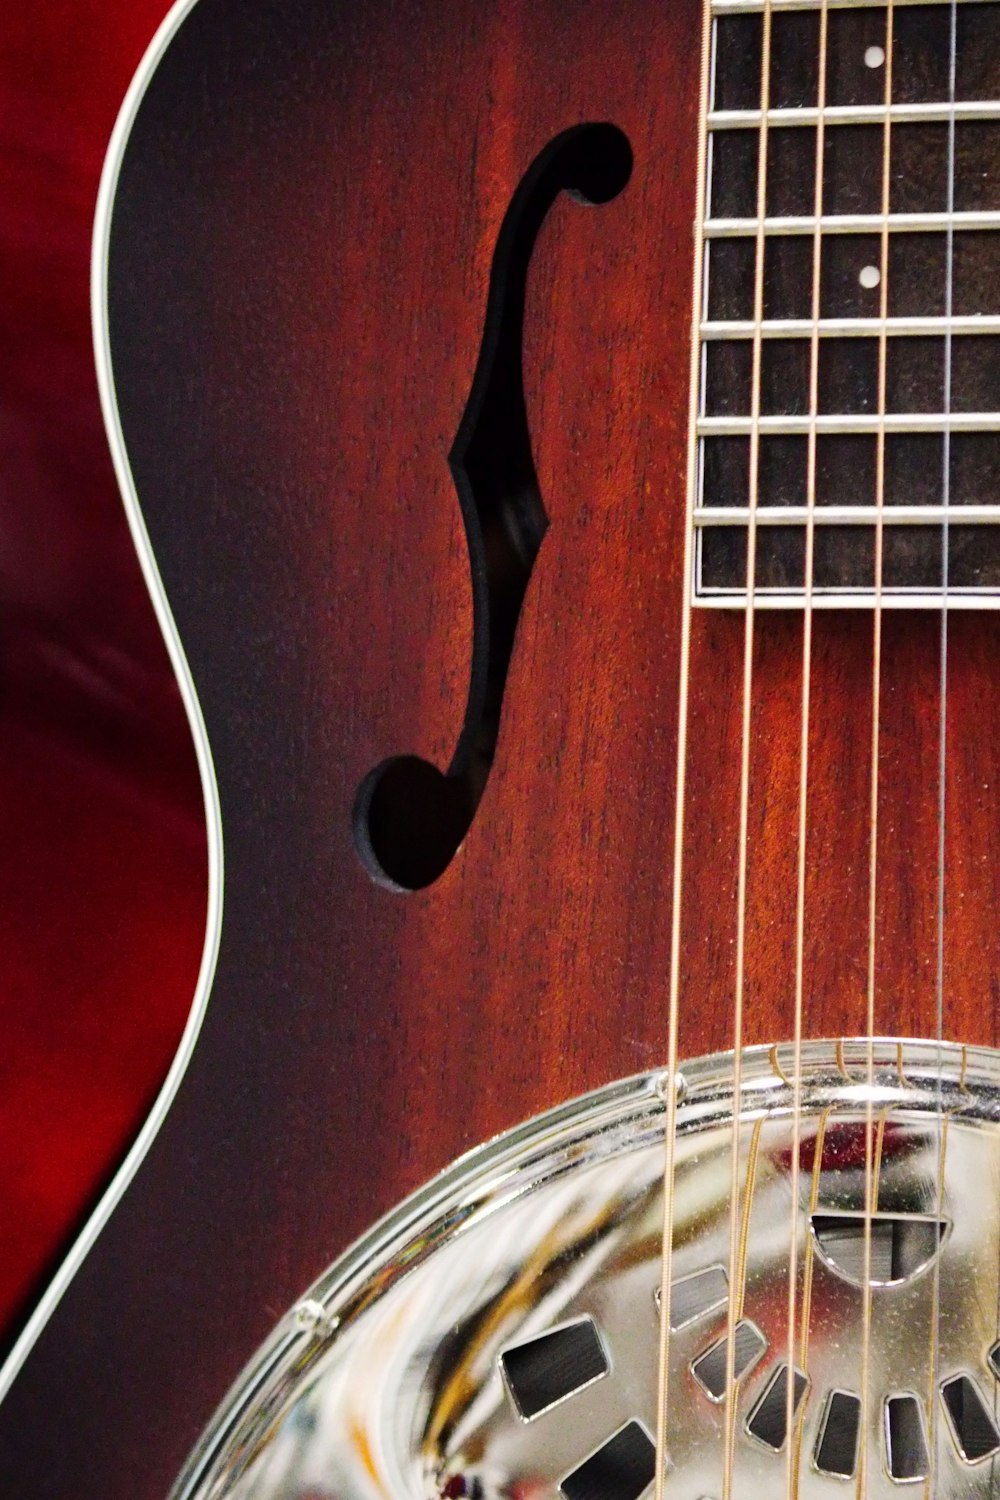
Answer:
top-left (354, 122), bottom-right (632, 891)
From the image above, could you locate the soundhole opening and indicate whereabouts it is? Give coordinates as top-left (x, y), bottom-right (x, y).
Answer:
top-left (353, 122), bottom-right (632, 891)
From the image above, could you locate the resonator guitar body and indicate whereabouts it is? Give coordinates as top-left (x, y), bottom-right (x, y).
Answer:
top-left (2, 3), bottom-right (1000, 1499)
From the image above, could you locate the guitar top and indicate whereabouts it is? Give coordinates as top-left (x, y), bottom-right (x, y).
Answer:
top-left (3, 1), bottom-right (1000, 1498)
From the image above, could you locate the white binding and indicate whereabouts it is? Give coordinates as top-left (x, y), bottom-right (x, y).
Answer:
top-left (0, 0), bottom-right (220, 1405)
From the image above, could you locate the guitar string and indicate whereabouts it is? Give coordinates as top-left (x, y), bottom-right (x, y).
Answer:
top-left (859, 6), bottom-right (895, 1496)
top-left (791, 1107), bottom-right (831, 1487)
top-left (785, 4), bottom-right (830, 1492)
top-left (653, 2), bottom-right (713, 1494)
top-left (721, 5), bottom-right (773, 1497)
top-left (927, 5), bottom-right (958, 1494)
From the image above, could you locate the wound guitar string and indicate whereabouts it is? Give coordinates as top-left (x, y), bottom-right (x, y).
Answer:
top-left (787, 1), bottom-right (830, 1491)
top-left (653, 2), bottom-right (714, 1495)
top-left (722, 2), bottom-right (774, 1496)
top-left (665, 6), bottom-right (975, 1495)
top-left (929, 5), bottom-right (959, 1495)
top-left (859, 5), bottom-right (895, 1495)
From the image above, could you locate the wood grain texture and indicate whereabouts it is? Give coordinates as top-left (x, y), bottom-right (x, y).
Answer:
top-left (3, 1), bottom-right (1000, 1496)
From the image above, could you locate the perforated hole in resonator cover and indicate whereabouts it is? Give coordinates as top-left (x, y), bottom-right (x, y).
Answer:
top-left (885, 1394), bottom-right (929, 1482)
top-left (745, 1362), bottom-right (809, 1451)
top-left (665, 1265), bottom-right (728, 1331)
top-left (500, 1317), bottom-right (608, 1420)
top-left (560, 1421), bottom-right (656, 1500)
top-left (691, 1319), bottom-right (767, 1401)
top-left (811, 1213), bottom-right (947, 1286)
top-left (814, 1390), bottom-right (862, 1478)
top-left (940, 1374), bottom-right (1000, 1462)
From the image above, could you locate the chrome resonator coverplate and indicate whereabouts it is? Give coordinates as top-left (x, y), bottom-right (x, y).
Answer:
top-left (173, 1040), bottom-right (1000, 1500)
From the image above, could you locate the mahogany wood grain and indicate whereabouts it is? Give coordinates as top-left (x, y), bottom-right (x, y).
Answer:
top-left (2, 2), bottom-right (1000, 1498)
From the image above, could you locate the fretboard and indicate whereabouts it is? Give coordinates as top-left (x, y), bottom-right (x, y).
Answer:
top-left (693, 0), bottom-right (1000, 607)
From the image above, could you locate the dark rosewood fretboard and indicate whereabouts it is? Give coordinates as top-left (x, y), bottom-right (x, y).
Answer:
top-left (696, 0), bottom-right (1000, 605)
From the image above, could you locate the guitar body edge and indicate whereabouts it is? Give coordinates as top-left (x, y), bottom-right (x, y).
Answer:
top-left (0, 0), bottom-right (224, 1417)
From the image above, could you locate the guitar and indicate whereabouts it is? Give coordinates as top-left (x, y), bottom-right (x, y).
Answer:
top-left (3, 1), bottom-right (1000, 1498)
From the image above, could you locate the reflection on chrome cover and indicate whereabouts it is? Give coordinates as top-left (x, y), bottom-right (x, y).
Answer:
top-left (173, 1039), bottom-right (1000, 1500)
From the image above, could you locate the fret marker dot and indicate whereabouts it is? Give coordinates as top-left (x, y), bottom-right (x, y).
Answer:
top-left (865, 45), bottom-right (885, 69)
top-left (859, 264), bottom-right (881, 290)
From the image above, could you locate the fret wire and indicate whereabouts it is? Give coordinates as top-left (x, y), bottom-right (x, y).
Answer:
top-left (699, 413), bottom-right (1000, 434)
top-left (702, 316), bottom-right (1000, 338)
top-left (712, 0), bottom-right (992, 11)
top-left (710, 102), bottom-right (1000, 128)
top-left (694, 505), bottom-right (1000, 524)
top-left (706, 212), bottom-right (1000, 236)
top-left (698, 590), bottom-right (1000, 607)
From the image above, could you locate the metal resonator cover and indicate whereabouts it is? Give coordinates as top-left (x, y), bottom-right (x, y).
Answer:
top-left (173, 1040), bottom-right (1000, 1500)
